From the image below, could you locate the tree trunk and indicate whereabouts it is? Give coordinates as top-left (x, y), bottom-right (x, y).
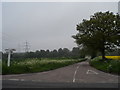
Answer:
top-left (101, 48), bottom-right (106, 60)
top-left (101, 36), bottom-right (106, 60)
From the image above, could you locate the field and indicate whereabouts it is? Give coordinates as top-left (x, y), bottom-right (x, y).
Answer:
top-left (2, 58), bottom-right (86, 75)
top-left (90, 57), bottom-right (120, 75)
top-left (99, 56), bottom-right (120, 60)
top-left (105, 56), bottom-right (120, 60)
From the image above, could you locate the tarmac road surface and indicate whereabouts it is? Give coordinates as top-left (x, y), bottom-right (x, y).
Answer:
top-left (2, 61), bottom-right (119, 88)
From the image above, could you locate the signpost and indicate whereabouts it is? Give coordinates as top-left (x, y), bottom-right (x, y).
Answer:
top-left (5, 49), bottom-right (16, 67)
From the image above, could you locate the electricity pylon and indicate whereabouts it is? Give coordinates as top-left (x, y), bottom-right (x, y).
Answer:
top-left (24, 41), bottom-right (30, 53)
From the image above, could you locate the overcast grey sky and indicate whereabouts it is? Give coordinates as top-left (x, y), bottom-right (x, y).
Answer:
top-left (0, 3), bottom-right (2, 52)
top-left (2, 2), bottom-right (118, 52)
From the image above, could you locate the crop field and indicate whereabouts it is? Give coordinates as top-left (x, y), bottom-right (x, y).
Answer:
top-left (105, 56), bottom-right (120, 60)
top-left (99, 56), bottom-right (120, 60)
top-left (2, 58), bottom-right (86, 75)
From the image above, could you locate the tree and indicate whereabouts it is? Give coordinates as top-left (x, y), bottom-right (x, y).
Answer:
top-left (35, 50), bottom-right (41, 58)
top-left (46, 49), bottom-right (50, 58)
top-left (80, 46), bottom-right (97, 59)
top-left (50, 49), bottom-right (58, 58)
top-left (58, 48), bottom-right (63, 58)
top-left (62, 48), bottom-right (70, 58)
top-left (71, 47), bottom-right (81, 58)
top-left (72, 11), bottom-right (120, 60)
top-left (40, 50), bottom-right (46, 58)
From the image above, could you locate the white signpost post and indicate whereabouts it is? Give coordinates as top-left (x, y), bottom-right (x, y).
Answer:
top-left (5, 49), bottom-right (16, 67)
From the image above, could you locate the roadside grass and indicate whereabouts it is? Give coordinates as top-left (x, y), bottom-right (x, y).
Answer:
top-left (2, 58), bottom-right (86, 75)
top-left (0, 60), bottom-right (1, 74)
top-left (89, 57), bottom-right (120, 75)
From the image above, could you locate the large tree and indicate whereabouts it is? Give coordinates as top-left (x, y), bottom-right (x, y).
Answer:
top-left (72, 11), bottom-right (120, 60)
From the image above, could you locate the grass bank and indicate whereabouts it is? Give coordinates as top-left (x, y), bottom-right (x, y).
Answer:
top-left (2, 58), bottom-right (86, 75)
top-left (89, 57), bottom-right (120, 75)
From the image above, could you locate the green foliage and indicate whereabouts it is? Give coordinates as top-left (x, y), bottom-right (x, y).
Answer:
top-left (90, 57), bottom-right (120, 75)
top-left (72, 11), bottom-right (120, 59)
top-left (3, 47), bottom-right (85, 60)
top-left (0, 60), bottom-right (2, 74)
top-left (2, 58), bottom-right (86, 75)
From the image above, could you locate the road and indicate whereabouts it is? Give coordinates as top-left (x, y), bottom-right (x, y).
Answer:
top-left (2, 61), bottom-right (119, 88)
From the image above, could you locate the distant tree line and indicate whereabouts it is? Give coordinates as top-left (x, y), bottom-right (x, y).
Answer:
top-left (2, 47), bottom-right (86, 60)
top-left (2, 46), bottom-right (119, 61)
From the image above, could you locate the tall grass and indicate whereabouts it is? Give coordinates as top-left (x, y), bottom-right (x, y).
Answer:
top-left (2, 58), bottom-right (86, 75)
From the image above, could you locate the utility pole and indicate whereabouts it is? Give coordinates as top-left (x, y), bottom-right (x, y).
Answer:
top-left (24, 41), bottom-right (30, 53)
top-left (5, 49), bottom-right (16, 67)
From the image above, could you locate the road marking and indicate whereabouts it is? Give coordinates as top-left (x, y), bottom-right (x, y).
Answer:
top-left (73, 66), bottom-right (79, 83)
top-left (86, 70), bottom-right (98, 74)
top-left (31, 80), bottom-right (43, 82)
top-left (20, 79), bottom-right (25, 81)
top-left (107, 73), bottom-right (119, 77)
top-left (8, 79), bottom-right (19, 81)
top-left (8, 79), bottom-right (26, 81)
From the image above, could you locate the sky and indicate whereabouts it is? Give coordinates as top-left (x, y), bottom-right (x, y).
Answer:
top-left (0, 2), bottom-right (2, 52)
top-left (2, 2), bottom-right (118, 52)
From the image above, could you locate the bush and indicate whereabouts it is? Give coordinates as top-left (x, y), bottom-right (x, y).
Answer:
top-left (90, 57), bottom-right (120, 75)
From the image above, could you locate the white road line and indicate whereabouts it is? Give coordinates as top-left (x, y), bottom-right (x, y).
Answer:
top-left (20, 79), bottom-right (25, 81)
top-left (107, 73), bottom-right (119, 77)
top-left (73, 66), bottom-right (79, 83)
top-left (8, 79), bottom-right (28, 81)
top-left (31, 80), bottom-right (42, 82)
top-left (8, 79), bottom-right (19, 81)
top-left (86, 70), bottom-right (98, 74)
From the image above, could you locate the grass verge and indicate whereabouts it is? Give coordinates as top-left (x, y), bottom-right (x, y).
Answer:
top-left (89, 57), bottom-right (120, 75)
top-left (2, 58), bottom-right (86, 75)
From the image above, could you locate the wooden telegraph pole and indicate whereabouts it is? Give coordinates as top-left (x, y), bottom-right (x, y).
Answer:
top-left (5, 49), bottom-right (16, 67)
